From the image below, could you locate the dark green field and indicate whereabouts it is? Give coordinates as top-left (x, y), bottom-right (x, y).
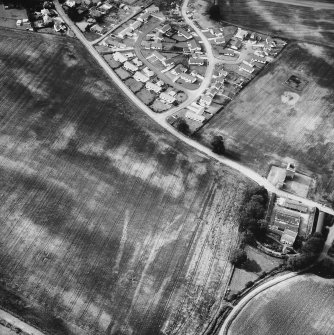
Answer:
top-left (219, 0), bottom-right (334, 47)
top-left (0, 28), bottom-right (251, 335)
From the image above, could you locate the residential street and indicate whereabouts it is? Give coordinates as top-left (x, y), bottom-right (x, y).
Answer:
top-left (54, 1), bottom-right (334, 216)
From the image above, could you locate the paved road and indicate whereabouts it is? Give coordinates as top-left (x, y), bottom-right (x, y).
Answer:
top-left (262, 0), bottom-right (334, 9)
top-left (55, 1), bottom-right (334, 216)
top-left (218, 272), bottom-right (299, 335)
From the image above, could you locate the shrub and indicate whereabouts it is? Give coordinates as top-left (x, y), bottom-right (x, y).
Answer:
top-left (230, 249), bottom-right (247, 266)
top-left (211, 135), bottom-right (225, 155)
top-left (245, 281), bottom-right (253, 288)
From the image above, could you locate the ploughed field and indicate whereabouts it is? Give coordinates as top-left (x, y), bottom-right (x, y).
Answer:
top-left (228, 274), bottom-right (334, 335)
top-left (0, 29), bottom-right (250, 335)
top-left (219, 0), bottom-right (334, 47)
top-left (199, 42), bottom-right (334, 201)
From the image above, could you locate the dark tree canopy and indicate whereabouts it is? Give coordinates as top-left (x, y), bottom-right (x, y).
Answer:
top-left (230, 249), bottom-right (247, 266)
top-left (175, 118), bottom-right (190, 135)
top-left (207, 4), bottom-right (221, 21)
top-left (211, 135), bottom-right (225, 155)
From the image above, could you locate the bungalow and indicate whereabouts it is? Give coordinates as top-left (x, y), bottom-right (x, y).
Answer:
top-left (220, 49), bottom-right (235, 56)
top-left (134, 71), bottom-right (149, 83)
top-left (149, 51), bottom-right (166, 62)
top-left (215, 76), bottom-right (225, 85)
top-left (131, 20), bottom-right (142, 30)
top-left (230, 39), bottom-right (242, 50)
top-left (240, 63), bottom-right (254, 74)
top-left (145, 5), bottom-right (159, 13)
top-left (159, 24), bottom-right (171, 34)
top-left (187, 103), bottom-right (204, 115)
top-left (180, 73), bottom-right (196, 83)
top-left (99, 3), bottom-right (113, 13)
top-left (141, 41), bottom-right (151, 49)
top-left (104, 37), bottom-right (126, 48)
top-left (163, 58), bottom-right (175, 67)
top-left (214, 37), bottom-right (225, 45)
top-left (123, 61), bottom-right (138, 72)
top-left (199, 95), bottom-right (212, 106)
top-left (146, 81), bottom-right (162, 93)
top-left (235, 28), bottom-right (248, 40)
top-left (186, 111), bottom-right (205, 123)
top-left (188, 57), bottom-right (204, 65)
top-left (137, 12), bottom-right (150, 22)
top-left (132, 58), bottom-right (143, 66)
top-left (160, 92), bottom-right (176, 104)
top-left (207, 87), bottom-right (219, 98)
top-left (118, 26), bottom-right (132, 38)
top-left (210, 28), bottom-right (223, 36)
top-left (178, 28), bottom-right (192, 40)
top-left (151, 42), bottom-right (162, 50)
top-left (154, 31), bottom-right (164, 41)
top-left (187, 39), bottom-right (201, 52)
top-left (171, 64), bottom-right (187, 75)
top-left (113, 52), bottom-right (127, 63)
top-left (251, 55), bottom-right (266, 64)
top-left (213, 81), bottom-right (224, 90)
top-left (143, 67), bottom-right (155, 77)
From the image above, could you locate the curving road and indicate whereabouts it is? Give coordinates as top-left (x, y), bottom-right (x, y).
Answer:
top-left (54, 1), bottom-right (334, 216)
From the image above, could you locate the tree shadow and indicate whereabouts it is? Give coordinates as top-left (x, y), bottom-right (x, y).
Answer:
top-left (242, 259), bottom-right (262, 273)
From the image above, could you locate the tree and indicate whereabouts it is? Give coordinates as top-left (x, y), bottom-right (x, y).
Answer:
top-left (287, 253), bottom-right (317, 270)
top-left (207, 4), bottom-right (221, 21)
top-left (301, 234), bottom-right (325, 254)
top-left (211, 135), bottom-right (225, 155)
top-left (230, 249), bottom-right (247, 267)
top-left (174, 118), bottom-right (190, 135)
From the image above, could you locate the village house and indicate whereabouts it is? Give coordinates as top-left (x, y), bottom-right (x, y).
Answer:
top-left (230, 39), bottom-right (242, 50)
top-left (240, 61), bottom-right (254, 74)
top-left (154, 31), bottom-right (164, 41)
top-left (113, 52), bottom-right (128, 63)
top-left (99, 3), bottom-right (113, 13)
top-left (186, 111), bottom-right (205, 123)
top-left (134, 71), bottom-right (149, 83)
top-left (206, 87), bottom-right (219, 98)
top-left (180, 73), bottom-right (196, 83)
top-left (131, 20), bottom-right (142, 30)
top-left (199, 95), bottom-right (212, 106)
top-left (222, 89), bottom-right (235, 100)
top-left (178, 28), bottom-right (192, 40)
top-left (123, 61), bottom-right (138, 72)
top-left (103, 37), bottom-right (126, 49)
top-left (235, 28), bottom-right (248, 40)
top-left (187, 39), bottom-right (201, 52)
top-left (159, 24), bottom-right (172, 34)
top-left (160, 92), bottom-right (176, 104)
top-left (147, 51), bottom-right (166, 63)
top-left (146, 81), bottom-right (162, 93)
top-left (141, 41), bottom-right (151, 49)
top-left (163, 58), bottom-right (175, 68)
top-left (210, 28), bottom-right (223, 36)
top-left (188, 57), bottom-right (204, 66)
top-left (214, 37), bottom-right (225, 45)
top-left (118, 26), bottom-right (132, 38)
top-left (143, 67), bottom-right (154, 77)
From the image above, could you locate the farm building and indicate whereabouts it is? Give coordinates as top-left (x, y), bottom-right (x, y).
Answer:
top-left (180, 73), bottom-right (196, 83)
top-left (134, 71), bottom-right (149, 82)
top-left (240, 63), bottom-right (254, 74)
top-left (113, 52), bottom-right (127, 63)
top-left (143, 67), bottom-right (154, 77)
top-left (178, 28), bottom-right (192, 40)
top-left (188, 57), bottom-right (204, 65)
top-left (186, 111), bottom-right (205, 123)
top-left (187, 40), bottom-right (201, 52)
top-left (230, 39), bottom-right (242, 50)
top-left (146, 81), bottom-right (162, 93)
top-left (199, 95), bottom-right (212, 106)
top-left (123, 61), bottom-right (138, 72)
top-left (160, 92), bottom-right (176, 103)
top-left (159, 24), bottom-right (171, 34)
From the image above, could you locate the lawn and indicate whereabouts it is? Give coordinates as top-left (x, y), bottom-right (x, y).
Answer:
top-left (124, 77), bottom-right (143, 93)
top-left (136, 88), bottom-right (156, 105)
top-left (228, 274), bottom-right (334, 335)
top-left (0, 28), bottom-right (252, 335)
top-left (219, 0), bottom-right (334, 47)
top-left (199, 42), bottom-right (334, 202)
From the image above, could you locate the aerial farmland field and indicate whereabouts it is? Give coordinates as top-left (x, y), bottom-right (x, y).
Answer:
top-left (219, 0), bottom-right (334, 47)
top-left (227, 274), bottom-right (334, 335)
top-left (0, 28), bottom-right (251, 335)
top-left (199, 42), bottom-right (334, 202)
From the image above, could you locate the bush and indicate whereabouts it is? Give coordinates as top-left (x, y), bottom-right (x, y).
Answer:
top-left (211, 135), bottom-right (225, 155)
top-left (174, 118), bottom-right (190, 135)
top-left (230, 249), bottom-right (247, 267)
top-left (245, 281), bottom-right (253, 288)
top-left (207, 4), bottom-right (221, 21)
top-left (259, 271), bottom-right (267, 279)
top-left (287, 253), bottom-right (317, 270)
